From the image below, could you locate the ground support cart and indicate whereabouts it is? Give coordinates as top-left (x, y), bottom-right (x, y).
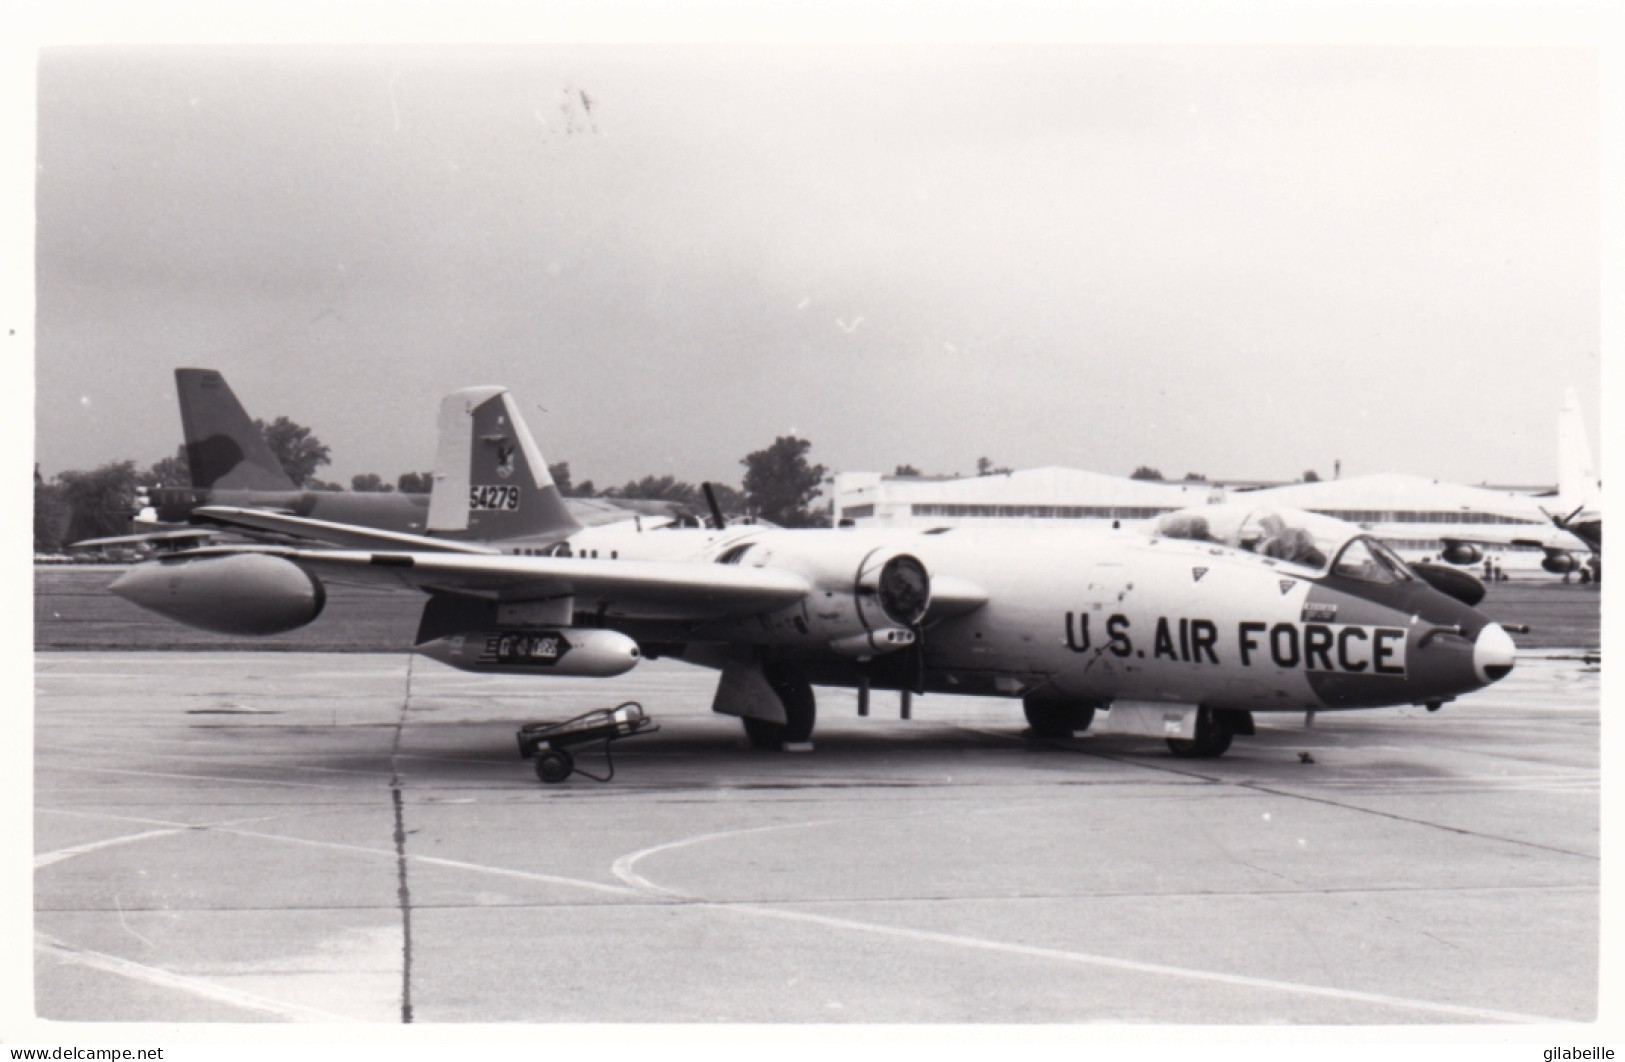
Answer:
top-left (516, 702), bottom-right (658, 784)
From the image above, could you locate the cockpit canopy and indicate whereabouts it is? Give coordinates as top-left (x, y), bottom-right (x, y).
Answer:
top-left (1154, 503), bottom-right (1414, 582)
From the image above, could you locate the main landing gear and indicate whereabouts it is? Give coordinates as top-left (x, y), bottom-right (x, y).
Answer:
top-left (1022, 696), bottom-right (1098, 737)
top-left (741, 662), bottom-right (817, 750)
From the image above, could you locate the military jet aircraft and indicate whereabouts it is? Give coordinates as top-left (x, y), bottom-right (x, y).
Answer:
top-left (1434, 388), bottom-right (1600, 580)
top-left (108, 386), bottom-right (1519, 765)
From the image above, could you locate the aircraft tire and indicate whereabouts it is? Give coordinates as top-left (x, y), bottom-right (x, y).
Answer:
top-left (535, 748), bottom-right (574, 784)
top-left (1022, 697), bottom-right (1097, 737)
top-left (742, 663), bottom-right (816, 749)
top-left (1166, 706), bottom-right (1234, 759)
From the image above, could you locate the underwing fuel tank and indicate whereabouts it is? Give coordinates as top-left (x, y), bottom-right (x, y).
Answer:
top-left (108, 553), bottom-right (326, 635)
top-left (413, 628), bottom-right (642, 677)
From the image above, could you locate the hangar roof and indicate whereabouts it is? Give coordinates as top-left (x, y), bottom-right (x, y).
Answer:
top-left (1246, 473), bottom-right (1551, 521)
top-left (869, 466), bottom-right (1219, 505)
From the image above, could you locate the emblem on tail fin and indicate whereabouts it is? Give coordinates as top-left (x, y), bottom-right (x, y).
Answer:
top-left (495, 443), bottom-right (516, 479)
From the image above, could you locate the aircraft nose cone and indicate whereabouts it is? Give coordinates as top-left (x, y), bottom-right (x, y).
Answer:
top-left (1473, 622), bottom-right (1516, 684)
top-left (107, 564), bottom-right (160, 607)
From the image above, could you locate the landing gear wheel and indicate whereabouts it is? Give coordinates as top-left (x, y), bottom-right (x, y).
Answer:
top-left (742, 662), bottom-right (816, 749)
top-left (1022, 697), bottom-right (1097, 737)
top-left (535, 748), bottom-right (575, 784)
top-left (742, 716), bottom-right (787, 750)
top-left (1166, 706), bottom-right (1234, 759)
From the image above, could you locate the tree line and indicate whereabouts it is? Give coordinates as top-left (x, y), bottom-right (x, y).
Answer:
top-left (35, 418), bottom-right (829, 552)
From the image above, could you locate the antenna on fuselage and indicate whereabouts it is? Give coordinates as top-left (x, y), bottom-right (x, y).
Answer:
top-left (702, 482), bottom-right (727, 529)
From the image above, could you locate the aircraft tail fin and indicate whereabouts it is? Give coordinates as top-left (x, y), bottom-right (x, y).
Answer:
top-left (175, 369), bottom-right (297, 490)
top-left (1557, 387), bottom-right (1599, 518)
top-left (426, 387), bottom-right (581, 544)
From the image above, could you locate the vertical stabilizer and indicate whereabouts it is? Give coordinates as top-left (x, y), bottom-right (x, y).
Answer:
top-left (175, 369), bottom-right (297, 490)
top-left (427, 387), bottom-right (581, 543)
top-left (1558, 387), bottom-right (1600, 519)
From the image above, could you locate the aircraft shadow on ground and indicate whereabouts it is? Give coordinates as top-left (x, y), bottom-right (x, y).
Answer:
top-left (280, 713), bottom-right (1461, 788)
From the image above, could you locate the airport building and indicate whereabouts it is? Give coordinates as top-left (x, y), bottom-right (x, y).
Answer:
top-left (831, 468), bottom-right (1583, 576)
top-left (832, 467), bottom-right (1223, 529)
top-left (1241, 473), bottom-right (1557, 560)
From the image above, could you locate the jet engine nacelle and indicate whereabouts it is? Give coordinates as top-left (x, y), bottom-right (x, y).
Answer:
top-left (1542, 550), bottom-right (1581, 575)
top-left (413, 628), bottom-right (641, 677)
top-left (107, 552), bottom-right (326, 635)
top-left (1440, 542), bottom-right (1483, 565)
top-left (854, 548), bottom-right (931, 629)
top-left (719, 541), bottom-right (932, 650)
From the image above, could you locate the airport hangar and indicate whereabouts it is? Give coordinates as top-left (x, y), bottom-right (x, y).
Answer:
top-left (830, 468), bottom-right (1572, 576)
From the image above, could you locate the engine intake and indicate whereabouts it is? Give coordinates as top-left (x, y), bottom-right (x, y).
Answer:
top-left (857, 550), bottom-right (931, 628)
top-left (725, 544), bottom-right (935, 650)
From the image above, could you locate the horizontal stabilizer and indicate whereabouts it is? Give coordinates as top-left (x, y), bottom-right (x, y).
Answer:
top-left (69, 528), bottom-right (223, 551)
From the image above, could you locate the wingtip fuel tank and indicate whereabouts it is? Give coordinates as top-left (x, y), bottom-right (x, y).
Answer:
top-left (108, 553), bottom-right (326, 635)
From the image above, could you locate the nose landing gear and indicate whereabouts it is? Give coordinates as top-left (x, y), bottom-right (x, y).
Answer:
top-left (1166, 707), bottom-right (1252, 759)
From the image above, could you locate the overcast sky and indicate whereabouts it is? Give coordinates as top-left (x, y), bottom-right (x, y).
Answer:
top-left (33, 42), bottom-right (1599, 490)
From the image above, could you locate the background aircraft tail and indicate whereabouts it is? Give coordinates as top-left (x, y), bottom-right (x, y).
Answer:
top-left (1557, 387), bottom-right (1600, 519)
top-left (175, 368), bottom-right (298, 490)
top-left (427, 387), bottom-right (581, 543)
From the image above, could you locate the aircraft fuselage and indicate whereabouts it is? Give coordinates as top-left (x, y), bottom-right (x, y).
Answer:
top-left (560, 522), bottom-right (1511, 714)
top-left (147, 487), bottom-right (430, 533)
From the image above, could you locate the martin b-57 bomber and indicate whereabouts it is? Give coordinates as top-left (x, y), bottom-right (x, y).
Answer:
top-left (108, 385), bottom-right (1519, 771)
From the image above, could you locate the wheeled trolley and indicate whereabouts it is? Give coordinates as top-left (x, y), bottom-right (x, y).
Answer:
top-left (516, 701), bottom-right (658, 784)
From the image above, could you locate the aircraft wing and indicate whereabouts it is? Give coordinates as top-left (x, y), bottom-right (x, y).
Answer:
top-left (565, 496), bottom-right (693, 528)
top-left (194, 546), bottom-right (814, 622)
top-left (192, 506), bottom-right (500, 555)
top-left (1440, 525), bottom-right (1589, 554)
top-left (922, 576), bottom-right (990, 624)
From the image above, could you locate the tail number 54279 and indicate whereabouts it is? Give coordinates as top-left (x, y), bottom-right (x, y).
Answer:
top-left (470, 485), bottom-right (521, 511)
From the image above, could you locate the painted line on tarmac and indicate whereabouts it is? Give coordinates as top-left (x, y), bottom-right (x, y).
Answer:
top-left (222, 826), bottom-right (649, 899)
top-left (35, 807), bottom-right (345, 869)
top-left (36, 828), bottom-right (194, 869)
top-left (612, 817), bottom-right (850, 897)
top-left (609, 815), bottom-right (1570, 1025)
top-left (709, 902), bottom-right (1566, 1025)
top-left (968, 726), bottom-right (1602, 862)
top-left (608, 801), bottom-right (979, 897)
top-left (36, 934), bottom-right (359, 1023)
top-left (39, 800), bottom-right (650, 900)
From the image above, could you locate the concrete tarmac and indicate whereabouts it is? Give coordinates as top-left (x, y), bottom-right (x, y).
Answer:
top-left (34, 651), bottom-right (1599, 1025)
